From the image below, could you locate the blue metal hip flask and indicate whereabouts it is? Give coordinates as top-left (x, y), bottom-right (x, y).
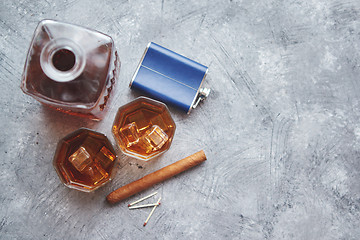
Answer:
top-left (130, 42), bottom-right (210, 113)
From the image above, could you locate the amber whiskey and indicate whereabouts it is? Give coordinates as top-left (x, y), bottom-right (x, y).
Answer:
top-left (112, 97), bottom-right (176, 160)
top-left (53, 128), bottom-right (117, 192)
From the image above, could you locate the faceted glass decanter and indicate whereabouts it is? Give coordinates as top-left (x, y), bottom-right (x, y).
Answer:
top-left (21, 19), bottom-right (120, 120)
top-left (53, 128), bottom-right (117, 192)
top-left (112, 97), bottom-right (176, 160)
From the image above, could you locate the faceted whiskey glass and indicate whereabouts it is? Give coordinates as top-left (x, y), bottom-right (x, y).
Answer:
top-left (112, 97), bottom-right (176, 160)
top-left (21, 19), bottom-right (120, 120)
top-left (53, 128), bottom-right (117, 192)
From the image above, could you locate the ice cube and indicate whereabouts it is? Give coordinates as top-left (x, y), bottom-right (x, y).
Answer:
top-left (68, 146), bottom-right (93, 172)
top-left (138, 125), bottom-right (169, 152)
top-left (120, 122), bottom-right (140, 147)
top-left (94, 146), bottom-right (116, 169)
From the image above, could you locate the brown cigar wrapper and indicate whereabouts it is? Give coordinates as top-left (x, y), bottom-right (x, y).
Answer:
top-left (106, 150), bottom-right (207, 204)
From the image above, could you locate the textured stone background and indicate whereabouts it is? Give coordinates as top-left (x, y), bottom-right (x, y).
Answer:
top-left (1, 0), bottom-right (360, 239)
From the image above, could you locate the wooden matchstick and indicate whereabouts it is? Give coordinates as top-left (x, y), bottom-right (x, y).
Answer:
top-left (127, 192), bottom-right (158, 207)
top-left (143, 197), bottom-right (161, 227)
top-left (107, 150), bottom-right (207, 204)
top-left (128, 203), bottom-right (161, 209)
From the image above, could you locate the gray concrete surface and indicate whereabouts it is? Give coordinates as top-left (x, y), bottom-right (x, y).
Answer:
top-left (1, 0), bottom-right (360, 239)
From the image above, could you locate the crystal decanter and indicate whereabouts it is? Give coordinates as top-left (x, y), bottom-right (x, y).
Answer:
top-left (21, 19), bottom-right (120, 120)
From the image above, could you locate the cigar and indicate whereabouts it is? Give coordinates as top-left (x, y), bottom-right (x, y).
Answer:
top-left (106, 150), bottom-right (207, 204)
